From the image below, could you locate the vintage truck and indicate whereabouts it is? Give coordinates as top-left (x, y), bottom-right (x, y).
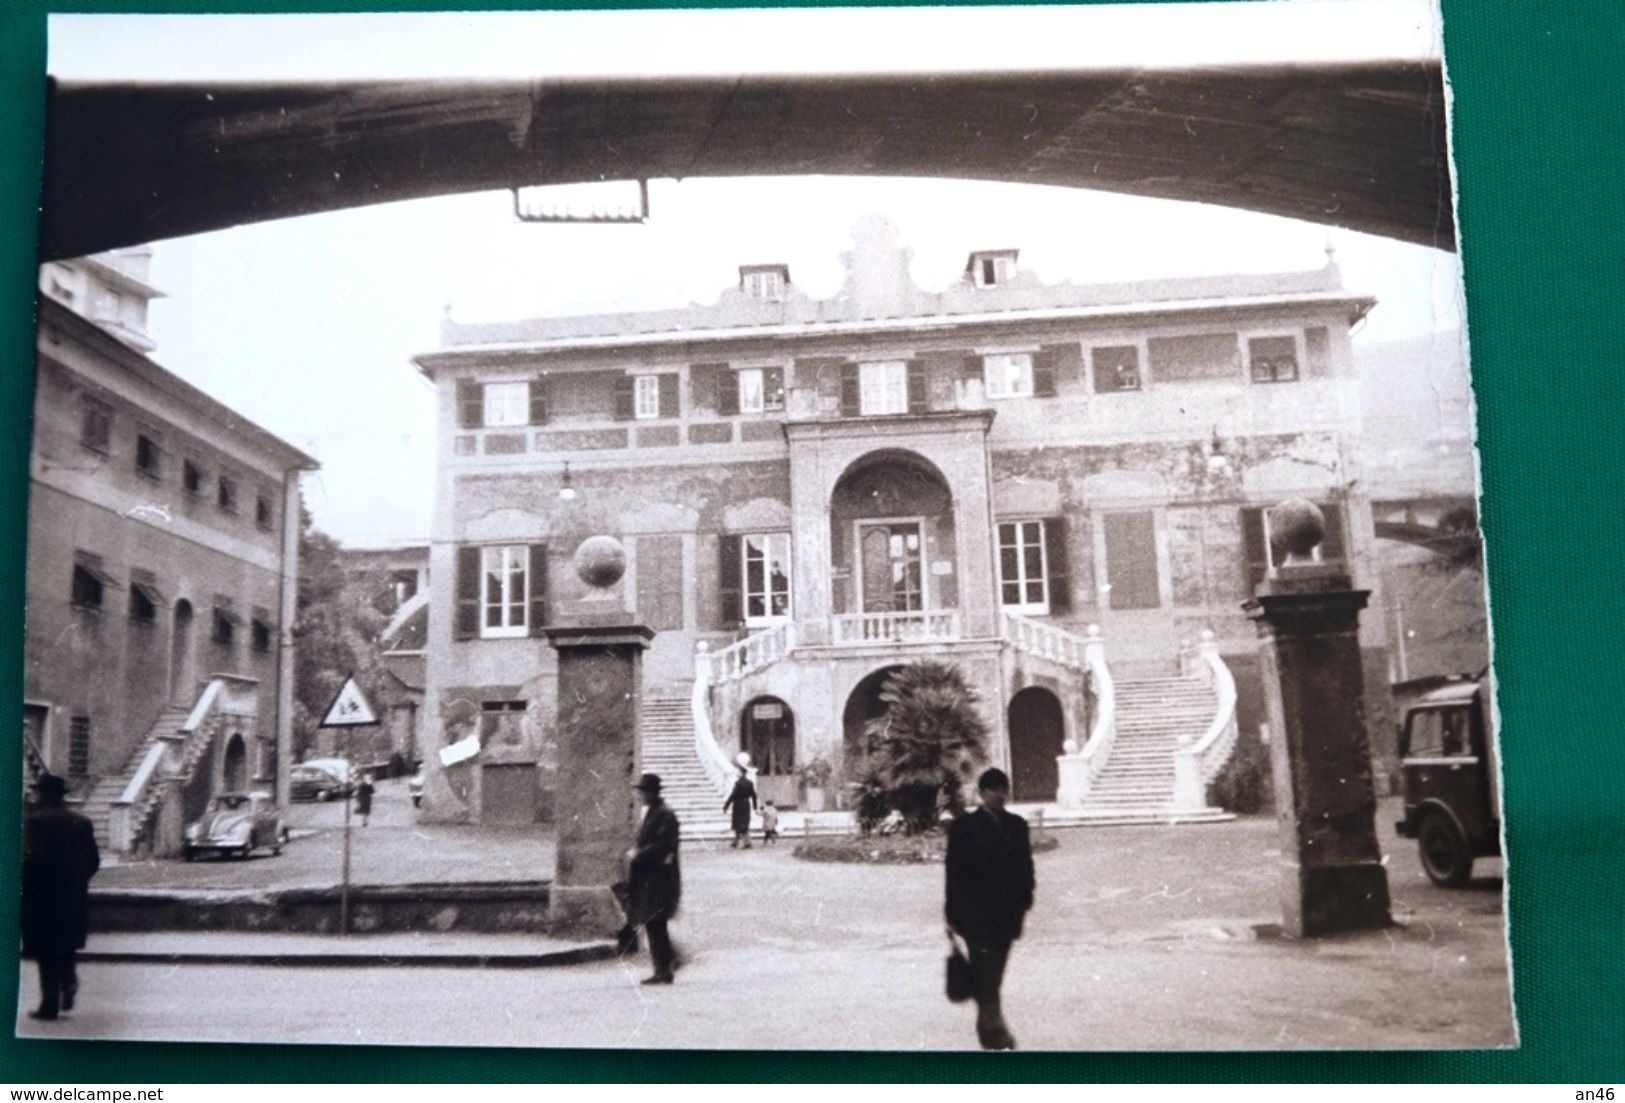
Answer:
top-left (1393, 671), bottom-right (1503, 886)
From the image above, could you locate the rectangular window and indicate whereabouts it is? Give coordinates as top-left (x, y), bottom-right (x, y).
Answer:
top-left (742, 270), bottom-right (785, 301)
top-left (251, 616), bottom-right (272, 652)
top-left (217, 475), bottom-right (238, 514)
top-left (480, 544), bottom-right (529, 637)
top-left (256, 493), bottom-right (275, 531)
top-left (742, 533), bottom-right (792, 624)
top-left (72, 553), bottom-right (114, 609)
top-left (859, 361), bottom-right (909, 415)
top-left (80, 396), bottom-right (112, 453)
top-left (1104, 511), bottom-right (1161, 610)
top-left (482, 381), bottom-right (530, 426)
top-left (212, 602), bottom-right (240, 645)
top-left (983, 353), bottom-right (1034, 399)
top-left (1091, 345), bottom-right (1141, 392)
top-left (135, 433), bottom-right (162, 479)
top-left (633, 375), bottom-right (661, 419)
top-left (128, 570), bottom-right (162, 623)
top-left (1248, 334), bottom-right (1301, 383)
top-left (1147, 332), bottom-right (1242, 383)
top-left (997, 520), bottom-right (1049, 614)
top-left (480, 700), bottom-right (527, 746)
top-left (183, 459), bottom-right (204, 496)
top-left (68, 716), bottom-right (91, 777)
top-left (737, 368), bottom-right (765, 414)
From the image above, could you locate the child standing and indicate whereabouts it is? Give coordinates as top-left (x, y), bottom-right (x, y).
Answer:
top-left (760, 800), bottom-right (780, 845)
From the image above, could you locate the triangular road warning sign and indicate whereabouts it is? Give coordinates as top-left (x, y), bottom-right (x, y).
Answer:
top-left (320, 675), bottom-right (379, 728)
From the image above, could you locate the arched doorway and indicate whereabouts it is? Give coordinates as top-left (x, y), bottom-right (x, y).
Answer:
top-left (169, 599), bottom-right (194, 706)
top-left (841, 665), bottom-right (906, 785)
top-left (222, 732), bottom-right (248, 791)
top-left (740, 696), bottom-right (796, 807)
top-left (829, 452), bottom-right (956, 622)
top-left (1007, 687), bottom-right (1065, 802)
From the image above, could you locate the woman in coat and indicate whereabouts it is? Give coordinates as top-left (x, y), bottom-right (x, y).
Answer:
top-left (722, 767), bottom-right (757, 849)
top-left (625, 772), bottom-right (682, 984)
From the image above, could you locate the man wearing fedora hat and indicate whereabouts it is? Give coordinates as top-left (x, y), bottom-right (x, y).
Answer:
top-left (624, 772), bottom-right (682, 984)
top-left (22, 773), bottom-right (100, 1021)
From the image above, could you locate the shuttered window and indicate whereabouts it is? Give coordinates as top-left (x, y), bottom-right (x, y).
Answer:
top-left (1104, 511), bottom-right (1161, 610)
top-left (1147, 333), bottom-right (1242, 383)
top-left (455, 544), bottom-right (548, 639)
top-left (983, 353), bottom-right (1034, 399)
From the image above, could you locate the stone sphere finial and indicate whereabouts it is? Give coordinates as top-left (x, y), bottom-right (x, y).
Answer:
top-left (573, 535), bottom-right (626, 590)
top-left (1269, 499), bottom-right (1325, 566)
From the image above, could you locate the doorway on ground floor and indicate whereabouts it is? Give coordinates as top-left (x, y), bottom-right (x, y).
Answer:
top-left (1007, 686), bottom-right (1065, 802)
top-left (741, 696), bottom-right (797, 807)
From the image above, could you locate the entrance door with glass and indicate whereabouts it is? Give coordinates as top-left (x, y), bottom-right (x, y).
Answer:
top-left (857, 520), bottom-right (925, 613)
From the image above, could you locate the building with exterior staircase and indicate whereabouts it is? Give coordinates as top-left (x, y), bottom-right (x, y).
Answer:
top-left (26, 261), bottom-right (318, 858)
top-left (411, 217), bottom-right (1393, 829)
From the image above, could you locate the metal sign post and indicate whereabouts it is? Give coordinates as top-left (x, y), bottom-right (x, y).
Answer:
top-left (317, 673), bottom-right (379, 936)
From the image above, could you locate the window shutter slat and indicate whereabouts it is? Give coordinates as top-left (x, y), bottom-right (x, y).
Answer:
top-left (1044, 517), bottom-right (1070, 613)
top-left (456, 380), bottom-right (483, 429)
top-left (528, 544), bottom-right (548, 637)
top-left (906, 359), bottom-right (928, 413)
top-left (528, 379), bottom-right (549, 426)
top-left (1241, 508), bottom-right (1267, 593)
top-left (613, 375), bottom-right (635, 420)
top-left (1033, 349), bottom-right (1058, 397)
top-left (839, 363), bottom-right (860, 417)
top-left (455, 546), bottom-right (481, 639)
top-left (961, 354), bottom-right (984, 381)
top-left (1320, 502), bottom-right (1347, 563)
top-left (717, 534), bottom-right (742, 628)
top-left (659, 373), bottom-right (680, 418)
top-left (718, 367), bottom-right (740, 416)
top-left (1104, 511), bottom-right (1160, 610)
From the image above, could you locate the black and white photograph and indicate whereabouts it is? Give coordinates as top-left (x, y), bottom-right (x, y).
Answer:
top-left (18, 0), bottom-right (1515, 1051)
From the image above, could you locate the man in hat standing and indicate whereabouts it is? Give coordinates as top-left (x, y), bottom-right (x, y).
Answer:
top-left (624, 772), bottom-right (681, 984)
top-left (22, 774), bottom-right (101, 1021)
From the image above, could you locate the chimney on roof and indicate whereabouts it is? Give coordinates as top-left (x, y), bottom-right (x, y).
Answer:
top-left (966, 248), bottom-right (1019, 289)
top-left (739, 264), bottom-right (790, 302)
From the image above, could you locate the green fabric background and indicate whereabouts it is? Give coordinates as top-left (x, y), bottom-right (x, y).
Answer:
top-left (2, 0), bottom-right (1621, 1083)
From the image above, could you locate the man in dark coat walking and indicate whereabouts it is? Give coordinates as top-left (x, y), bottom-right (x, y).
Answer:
top-left (945, 767), bottom-right (1034, 1050)
top-left (21, 774), bottom-right (101, 1021)
top-left (625, 772), bottom-right (681, 985)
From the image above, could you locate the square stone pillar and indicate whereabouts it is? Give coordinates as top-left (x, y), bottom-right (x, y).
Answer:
top-left (542, 621), bottom-right (654, 935)
top-left (1244, 568), bottom-right (1391, 937)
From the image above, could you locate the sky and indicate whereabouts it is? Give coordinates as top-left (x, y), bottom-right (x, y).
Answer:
top-left (49, 2), bottom-right (1466, 548)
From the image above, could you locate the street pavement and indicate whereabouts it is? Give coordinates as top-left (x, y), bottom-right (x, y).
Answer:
top-left (17, 791), bottom-right (1516, 1051)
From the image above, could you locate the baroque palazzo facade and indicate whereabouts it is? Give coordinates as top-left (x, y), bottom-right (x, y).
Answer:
top-left (414, 219), bottom-right (1390, 825)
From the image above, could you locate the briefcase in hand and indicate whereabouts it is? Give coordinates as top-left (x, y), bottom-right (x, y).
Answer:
top-left (946, 941), bottom-right (974, 1003)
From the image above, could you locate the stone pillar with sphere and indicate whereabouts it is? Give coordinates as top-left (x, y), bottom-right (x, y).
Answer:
top-left (542, 535), bottom-right (654, 935)
top-left (1243, 499), bottom-right (1391, 937)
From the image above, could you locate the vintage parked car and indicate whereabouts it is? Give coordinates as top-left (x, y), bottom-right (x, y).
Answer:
top-left (1394, 672), bottom-right (1502, 886)
top-left (289, 757), bottom-right (354, 802)
top-left (183, 791), bottom-right (286, 860)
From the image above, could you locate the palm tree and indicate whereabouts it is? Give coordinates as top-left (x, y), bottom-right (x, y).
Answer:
top-left (863, 661), bottom-right (991, 832)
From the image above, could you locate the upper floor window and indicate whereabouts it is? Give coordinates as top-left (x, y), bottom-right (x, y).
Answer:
top-left (741, 533), bottom-right (792, 625)
top-left (183, 459), bottom-right (204, 496)
top-left (1248, 335), bottom-right (1301, 383)
top-left (251, 611), bottom-right (273, 653)
top-left (256, 493), bottom-right (275, 531)
top-left (80, 395), bottom-right (112, 454)
top-left (481, 544), bottom-right (529, 637)
top-left (1091, 345), bottom-right (1141, 392)
top-left (997, 521), bottom-right (1050, 615)
top-left (135, 433), bottom-right (162, 479)
top-left (480, 700), bottom-right (528, 746)
top-left (633, 375), bottom-right (661, 419)
top-left (983, 353), bottom-right (1034, 399)
top-left (740, 266), bottom-right (788, 302)
top-left (968, 250), bottom-right (1018, 288)
top-left (128, 570), bottom-right (162, 624)
top-left (68, 716), bottom-right (91, 777)
top-left (859, 361), bottom-right (909, 415)
top-left (71, 552), bottom-right (114, 609)
top-left (482, 381), bottom-right (530, 426)
top-left (212, 599), bottom-right (240, 646)
top-left (217, 475), bottom-right (238, 514)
